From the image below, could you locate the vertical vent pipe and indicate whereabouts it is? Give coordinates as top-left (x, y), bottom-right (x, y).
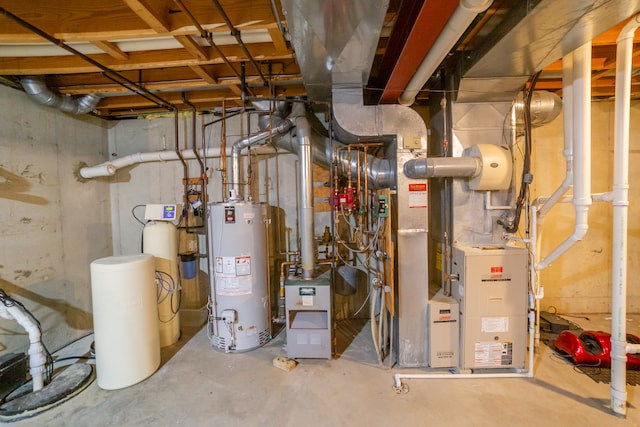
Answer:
top-left (536, 42), bottom-right (592, 270)
top-left (610, 15), bottom-right (640, 417)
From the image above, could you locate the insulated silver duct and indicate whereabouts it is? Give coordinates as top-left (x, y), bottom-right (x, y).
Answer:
top-left (21, 77), bottom-right (101, 114)
top-left (259, 101), bottom-right (398, 190)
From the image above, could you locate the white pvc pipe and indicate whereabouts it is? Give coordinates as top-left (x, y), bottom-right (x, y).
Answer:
top-left (537, 42), bottom-right (592, 270)
top-left (393, 369), bottom-right (532, 390)
top-left (539, 53), bottom-right (574, 218)
top-left (0, 302), bottom-right (47, 392)
top-left (80, 147), bottom-right (234, 178)
top-left (610, 15), bottom-right (640, 417)
top-left (398, 0), bottom-right (493, 106)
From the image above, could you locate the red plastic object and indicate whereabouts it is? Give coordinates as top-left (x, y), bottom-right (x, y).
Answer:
top-left (553, 330), bottom-right (640, 369)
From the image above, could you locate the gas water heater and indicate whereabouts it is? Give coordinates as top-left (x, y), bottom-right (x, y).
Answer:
top-left (207, 201), bottom-right (270, 352)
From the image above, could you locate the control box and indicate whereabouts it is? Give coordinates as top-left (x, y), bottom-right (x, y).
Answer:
top-left (451, 245), bottom-right (528, 371)
top-left (144, 204), bottom-right (179, 221)
top-left (428, 290), bottom-right (459, 368)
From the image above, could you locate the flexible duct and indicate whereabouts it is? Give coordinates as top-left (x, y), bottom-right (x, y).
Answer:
top-left (21, 77), bottom-right (101, 114)
top-left (231, 117), bottom-right (293, 199)
top-left (537, 41), bottom-right (592, 270)
top-left (398, 0), bottom-right (493, 106)
top-left (610, 15), bottom-right (640, 417)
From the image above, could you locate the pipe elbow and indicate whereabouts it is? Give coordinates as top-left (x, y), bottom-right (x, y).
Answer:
top-left (460, 0), bottom-right (493, 13)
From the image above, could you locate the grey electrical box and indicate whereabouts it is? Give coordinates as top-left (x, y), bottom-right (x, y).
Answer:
top-left (428, 290), bottom-right (459, 368)
top-left (451, 245), bottom-right (528, 371)
top-left (285, 272), bottom-right (331, 359)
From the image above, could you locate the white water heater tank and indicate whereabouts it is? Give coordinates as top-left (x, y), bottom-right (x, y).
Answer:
top-left (208, 201), bottom-right (270, 352)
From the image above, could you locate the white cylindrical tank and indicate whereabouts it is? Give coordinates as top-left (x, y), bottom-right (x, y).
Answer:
top-left (143, 221), bottom-right (180, 347)
top-left (208, 201), bottom-right (270, 352)
top-left (90, 254), bottom-right (160, 390)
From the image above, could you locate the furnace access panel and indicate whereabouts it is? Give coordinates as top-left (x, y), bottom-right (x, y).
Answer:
top-left (451, 245), bottom-right (528, 371)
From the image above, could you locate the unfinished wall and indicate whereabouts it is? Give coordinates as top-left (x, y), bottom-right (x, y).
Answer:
top-left (0, 85), bottom-right (111, 356)
top-left (532, 100), bottom-right (640, 314)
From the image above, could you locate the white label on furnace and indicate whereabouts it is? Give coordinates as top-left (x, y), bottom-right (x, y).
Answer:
top-left (474, 342), bottom-right (504, 366)
top-left (302, 295), bottom-right (313, 307)
top-left (481, 317), bottom-right (509, 333)
top-left (215, 257), bottom-right (223, 274)
top-left (408, 183), bottom-right (427, 208)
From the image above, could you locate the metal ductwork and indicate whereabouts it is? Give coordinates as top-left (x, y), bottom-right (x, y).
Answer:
top-left (457, 0), bottom-right (640, 102)
top-left (231, 117), bottom-right (294, 200)
top-left (21, 77), bottom-right (101, 114)
top-left (281, 0), bottom-right (388, 104)
top-left (257, 99), bottom-right (411, 190)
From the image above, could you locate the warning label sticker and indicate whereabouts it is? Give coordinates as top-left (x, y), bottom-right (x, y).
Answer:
top-left (408, 183), bottom-right (427, 208)
top-left (474, 342), bottom-right (513, 366)
top-left (216, 276), bottom-right (252, 296)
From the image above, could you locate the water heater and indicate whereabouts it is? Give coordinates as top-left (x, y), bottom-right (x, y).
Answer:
top-left (207, 201), bottom-right (270, 352)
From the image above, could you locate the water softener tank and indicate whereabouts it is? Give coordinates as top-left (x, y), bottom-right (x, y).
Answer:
top-left (143, 221), bottom-right (180, 347)
top-left (208, 201), bottom-right (270, 352)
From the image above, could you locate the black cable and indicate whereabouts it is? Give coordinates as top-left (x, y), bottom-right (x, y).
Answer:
top-left (131, 204), bottom-right (147, 225)
top-left (505, 71), bottom-right (542, 233)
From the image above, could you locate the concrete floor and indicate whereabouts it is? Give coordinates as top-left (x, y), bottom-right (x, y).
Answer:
top-left (6, 313), bottom-right (640, 426)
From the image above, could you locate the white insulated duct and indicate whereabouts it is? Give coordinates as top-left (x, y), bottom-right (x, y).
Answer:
top-left (79, 147), bottom-right (239, 179)
top-left (537, 42), bottom-right (592, 270)
top-left (398, 0), bottom-right (493, 106)
top-left (21, 77), bottom-right (101, 115)
top-left (610, 15), bottom-right (640, 417)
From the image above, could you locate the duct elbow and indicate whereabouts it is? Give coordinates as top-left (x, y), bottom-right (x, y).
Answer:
top-left (460, 0), bottom-right (493, 13)
top-left (21, 77), bottom-right (101, 114)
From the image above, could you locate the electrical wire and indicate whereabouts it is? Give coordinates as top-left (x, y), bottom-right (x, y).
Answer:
top-left (131, 204), bottom-right (147, 226)
top-left (505, 71), bottom-right (542, 233)
top-left (155, 269), bottom-right (180, 323)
